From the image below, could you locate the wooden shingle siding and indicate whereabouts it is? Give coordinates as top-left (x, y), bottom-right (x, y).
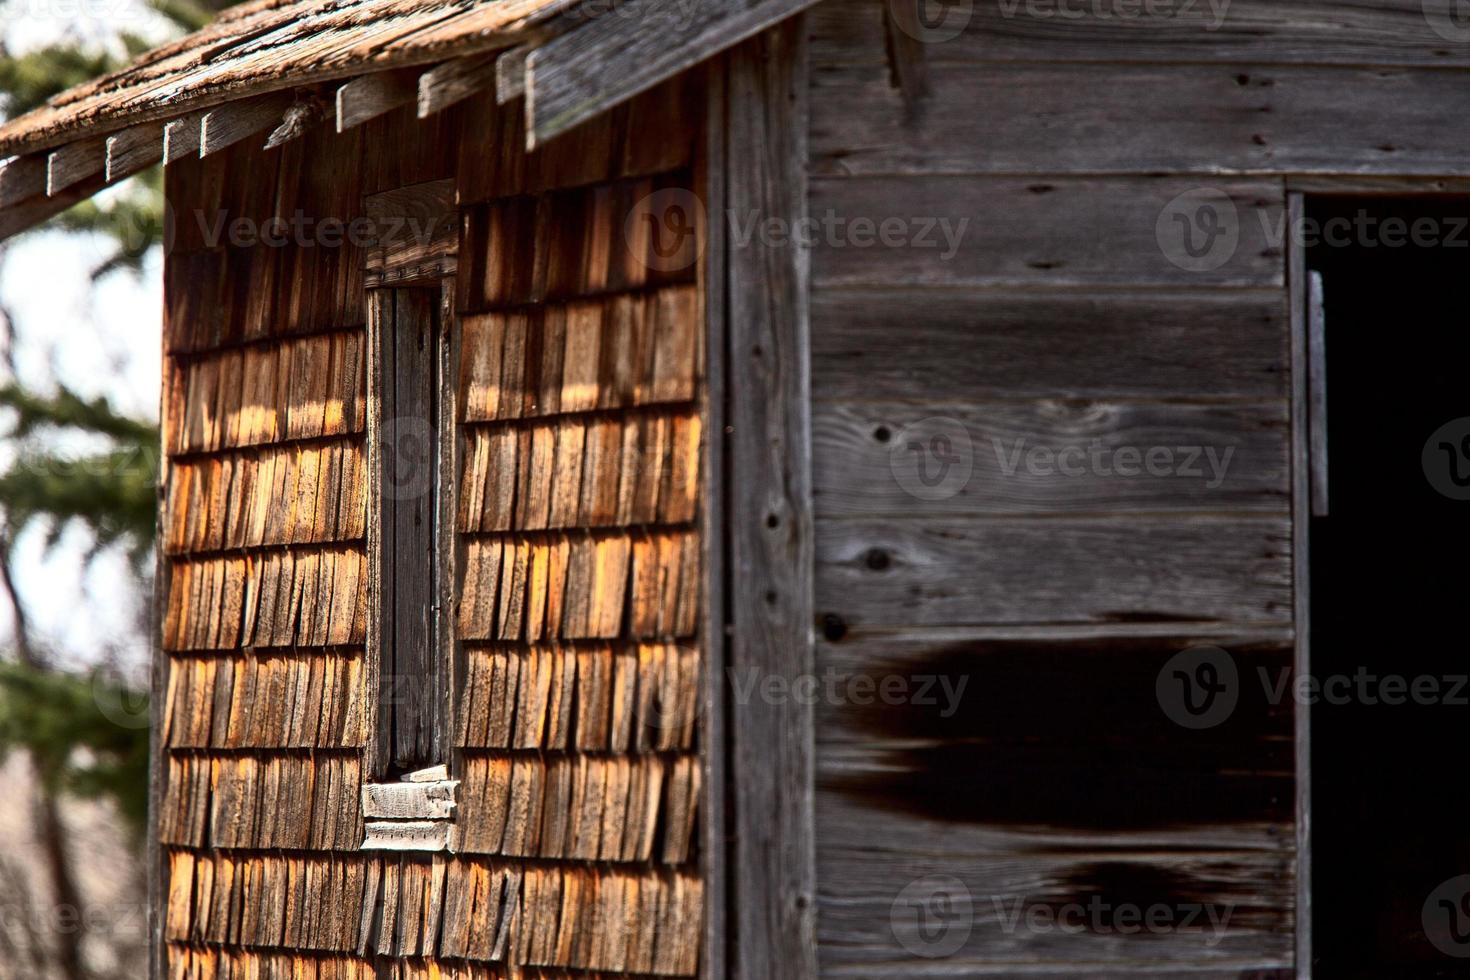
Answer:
top-left (454, 754), bottom-right (700, 864)
top-left (164, 129), bottom-right (367, 351)
top-left (806, 4), bottom-right (1307, 972)
top-left (456, 645), bottom-right (699, 753)
top-left (163, 549), bottom-right (369, 651)
top-left (458, 411), bottom-right (701, 532)
top-left (165, 333), bottom-right (366, 455)
top-left (165, 442), bottom-right (367, 552)
top-left (164, 853), bottom-right (702, 972)
top-left (159, 753), bottom-right (364, 850)
top-left (164, 653), bottom-right (369, 749)
top-left (458, 288), bottom-right (700, 422)
top-left (156, 74), bottom-right (706, 977)
top-left (442, 71), bottom-right (707, 977)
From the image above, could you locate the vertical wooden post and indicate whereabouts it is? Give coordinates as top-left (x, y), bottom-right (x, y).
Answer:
top-left (700, 57), bottom-right (729, 980)
top-left (725, 20), bottom-right (817, 980)
top-left (1287, 190), bottom-right (1313, 978)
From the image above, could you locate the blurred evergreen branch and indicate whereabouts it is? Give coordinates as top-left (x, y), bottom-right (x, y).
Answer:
top-left (0, 660), bottom-right (151, 833)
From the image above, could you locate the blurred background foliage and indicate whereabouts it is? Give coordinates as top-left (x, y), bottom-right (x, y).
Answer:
top-left (0, 0), bottom-right (238, 973)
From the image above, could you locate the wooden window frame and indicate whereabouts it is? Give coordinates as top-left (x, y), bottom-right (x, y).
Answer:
top-left (367, 279), bottom-right (458, 778)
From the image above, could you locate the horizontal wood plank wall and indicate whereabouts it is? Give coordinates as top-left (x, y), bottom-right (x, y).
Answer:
top-left (813, 0), bottom-right (1470, 67)
top-left (796, 1), bottom-right (1375, 974)
top-left (158, 80), bottom-right (707, 978)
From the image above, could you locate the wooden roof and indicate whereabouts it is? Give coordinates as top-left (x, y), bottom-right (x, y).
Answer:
top-left (0, 0), bottom-right (817, 242)
top-left (0, 0), bottom-right (564, 157)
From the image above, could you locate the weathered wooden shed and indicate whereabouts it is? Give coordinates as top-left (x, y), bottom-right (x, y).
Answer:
top-left (6, 0), bottom-right (1470, 975)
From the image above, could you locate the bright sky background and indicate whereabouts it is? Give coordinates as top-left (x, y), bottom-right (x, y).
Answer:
top-left (1, 1), bottom-right (177, 680)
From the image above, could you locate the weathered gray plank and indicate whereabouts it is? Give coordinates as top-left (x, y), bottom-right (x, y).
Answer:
top-left (361, 779), bottom-right (457, 819)
top-left (105, 121), bottom-right (166, 183)
top-left (526, 0), bottom-right (824, 144)
top-left (0, 153), bottom-right (47, 206)
top-left (701, 57), bottom-right (728, 980)
top-left (808, 177), bottom-right (1285, 287)
top-left (815, 775), bottom-right (1292, 855)
top-left (361, 820), bottom-right (450, 850)
top-left (816, 839), bottom-right (1294, 971)
top-left (337, 69), bottom-right (419, 132)
top-left (1286, 191), bottom-right (1312, 978)
top-left (0, 174), bottom-right (105, 243)
top-left (495, 43), bottom-right (535, 104)
top-left (815, 516), bottom-right (1293, 628)
top-left (382, 287), bottom-right (441, 772)
top-left (162, 115), bottom-right (202, 165)
top-left (199, 93), bottom-right (293, 157)
top-left (418, 54), bottom-right (500, 117)
top-left (811, 289), bottom-right (1289, 401)
top-left (811, 0), bottom-right (1470, 68)
top-left (726, 23), bottom-right (818, 980)
top-left (811, 61), bottom-right (1470, 176)
top-left (46, 136), bottom-right (106, 195)
top-left (813, 400), bottom-right (1290, 516)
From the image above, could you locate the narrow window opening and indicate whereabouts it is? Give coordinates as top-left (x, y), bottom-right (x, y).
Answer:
top-left (375, 286), bottom-right (446, 778)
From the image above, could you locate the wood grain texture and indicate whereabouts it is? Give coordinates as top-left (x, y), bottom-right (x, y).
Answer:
top-left (816, 823), bottom-right (1293, 972)
top-left (45, 135), bottom-right (105, 195)
top-left (200, 93), bottom-right (294, 158)
top-left (816, 515), bottom-right (1293, 629)
top-left (812, 0), bottom-right (1470, 68)
top-left (418, 54), bottom-right (500, 117)
top-left (0, 152), bottom-right (46, 206)
top-left (813, 400), bottom-right (1290, 516)
top-left (1286, 191), bottom-right (1312, 978)
top-left (725, 23), bottom-right (818, 980)
top-left (363, 178), bottom-right (458, 286)
top-left (809, 176), bottom-right (1286, 288)
top-left (811, 288), bottom-right (1290, 401)
top-left (336, 69), bottom-right (419, 131)
top-left (810, 61), bottom-right (1470, 177)
top-left (525, 0), bottom-right (823, 144)
top-left (105, 120), bottom-right (166, 182)
top-left (378, 288), bottom-right (442, 771)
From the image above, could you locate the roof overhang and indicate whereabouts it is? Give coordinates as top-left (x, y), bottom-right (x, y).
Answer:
top-left (0, 0), bottom-right (818, 243)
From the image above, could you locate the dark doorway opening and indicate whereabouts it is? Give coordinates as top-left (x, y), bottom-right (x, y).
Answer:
top-left (1308, 197), bottom-right (1470, 977)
